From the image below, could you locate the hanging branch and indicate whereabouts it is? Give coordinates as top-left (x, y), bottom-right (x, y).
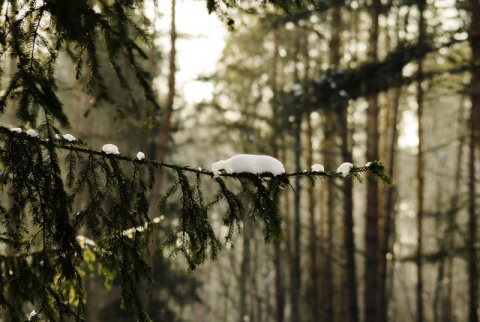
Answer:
top-left (0, 124), bottom-right (392, 321)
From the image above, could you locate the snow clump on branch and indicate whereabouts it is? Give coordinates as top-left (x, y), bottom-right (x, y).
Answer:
top-left (102, 144), bottom-right (120, 155)
top-left (55, 133), bottom-right (77, 142)
top-left (9, 127), bottom-right (22, 133)
top-left (26, 129), bottom-right (38, 137)
top-left (137, 152), bottom-right (145, 160)
top-left (311, 164), bottom-right (325, 172)
top-left (337, 162), bottom-right (353, 177)
top-left (212, 154), bottom-right (285, 178)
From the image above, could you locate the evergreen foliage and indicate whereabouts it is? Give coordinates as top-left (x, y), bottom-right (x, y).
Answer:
top-left (0, 0), bottom-right (393, 320)
top-left (0, 121), bottom-right (391, 320)
top-left (0, 0), bottom-right (159, 127)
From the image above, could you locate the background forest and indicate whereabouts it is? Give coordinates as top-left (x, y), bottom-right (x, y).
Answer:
top-left (0, 0), bottom-right (479, 321)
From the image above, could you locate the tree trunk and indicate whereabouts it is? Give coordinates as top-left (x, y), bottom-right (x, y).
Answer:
top-left (470, 0), bottom-right (480, 154)
top-left (339, 105), bottom-right (359, 322)
top-left (291, 95), bottom-right (302, 322)
top-left (150, 0), bottom-right (176, 209)
top-left (469, 2), bottom-right (480, 321)
top-left (240, 216), bottom-right (252, 322)
top-left (364, 1), bottom-right (381, 321)
top-left (379, 77), bottom-right (402, 322)
top-left (270, 27), bottom-right (285, 322)
top-left (318, 3), bottom-right (343, 321)
top-left (306, 113), bottom-right (319, 322)
top-left (468, 97), bottom-right (479, 322)
top-left (416, 2), bottom-right (426, 322)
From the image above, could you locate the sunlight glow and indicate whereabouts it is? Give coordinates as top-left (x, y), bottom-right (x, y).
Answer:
top-left (150, 0), bottom-right (226, 103)
top-left (398, 110), bottom-right (419, 148)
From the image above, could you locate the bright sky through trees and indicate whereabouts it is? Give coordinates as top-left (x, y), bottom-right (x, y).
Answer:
top-left (151, 0), bottom-right (226, 103)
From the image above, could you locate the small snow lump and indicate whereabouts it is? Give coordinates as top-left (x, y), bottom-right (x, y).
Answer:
top-left (311, 164), bottom-right (325, 172)
top-left (337, 162), bottom-right (353, 177)
top-left (102, 144), bottom-right (120, 155)
top-left (26, 129), bottom-right (38, 137)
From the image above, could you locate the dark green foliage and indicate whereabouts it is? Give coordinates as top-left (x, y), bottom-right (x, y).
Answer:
top-left (160, 169), bottom-right (222, 271)
top-left (0, 0), bottom-right (159, 127)
top-left (238, 174), bottom-right (285, 242)
top-left (0, 1), bottom-right (395, 319)
top-left (307, 40), bottom-right (454, 112)
top-left (0, 123), bottom-right (391, 320)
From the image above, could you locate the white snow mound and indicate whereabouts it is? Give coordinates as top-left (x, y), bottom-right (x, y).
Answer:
top-left (137, 152), bottom-right (145, 160)
top-left (102, 144), bottom-right (120, 155)
top-left (63, 134), bottom-right (77, 142)
top-left (26, 129), bottom-right (38, 137)
top-left (212, 154), bottom-right (285, 177)
top-left (10, 127), bottom-right (22, 133)
top-left (337, 162), bottom-right (353, 177)
top-left (311, 164), bottom-right (325, 172)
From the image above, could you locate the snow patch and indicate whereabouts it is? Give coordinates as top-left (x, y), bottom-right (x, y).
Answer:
top-left (365, 162), bottom-right (372, 167)
top-left (28, 310), bottom-right (37, 321)
top-left (212, 154), bottom-right (285, 177)
top-left (337, 162), bottom-right (353, 177)
top-left (63, 134), bottom-right (77, 142)
top-left (10, 127), bottom-right (22, 133)
top-left (137, 152), bottom-right (145, 160)
top-left (102, 144), bottom-right (120, 155)
top-left (26, 129), bottom-right (38, 137)
top-left (311, 164), bottom-right (325, 172)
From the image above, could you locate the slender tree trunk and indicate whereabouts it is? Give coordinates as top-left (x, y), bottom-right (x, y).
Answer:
top-left (306, 113), bottom-right (319, 322)
top-left (291, 96), bottom-right (302, 322)
top-left (150, 0), bottom-right (176, 207)
top-left (270, 27), bottom-right (285, 322)
top-left (319, 3), bottom-right (343, 321)
top-left (365, 1), bottom-right (381, 321)
top-left (470, 0), bottom-right (480, 154)
top-left (468, 100), bottom-right (479, 322)
top-left (379, 78), bottom-right (401, 322)
top-left (320, 116), bottom-right (335, 322)
top-left (469, 2), bottom-right (480, 321)
top-left (290, 32), bottom-right (303, 322)
top-left (416, 3), bottom-right (426, 322)
top-left (339, 105), bottom-right (359, 322)
top-left (282, 145), bottom-right (294, 322)
top-left (240, 216), bottom-right (252, 322)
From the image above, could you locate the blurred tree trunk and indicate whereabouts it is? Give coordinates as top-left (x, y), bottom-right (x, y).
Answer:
top-left (306, 113), bottom-right (319, 322)
top-left (339, 104), bottom-right (359, 322)
top-left (468, 102), bottom-right (478, 322)
top-left (291, 47), bottom-right (302, 322)
top-left (364, 1), bottom-right (381, 321)
top-left (270, 27), bottom-right (285, 322)
top-left (469, 2), bottom-right (480, 321)
top-left (337, 35), bottom-right (357, 322)
top-left (470, 0), bottom-right (480, 154)
top-left (379, 75), bottom-right (402, 322)
top-left (416, 2), bottom-right (426, 322)
top-left (240, 215), bottom-right (252, 322)
top-left (433, 97), bottom-right (466, 322)
top-left (318, 2), bottom-right (343, 321)
top-left (319, 116), bottom-right (335, 322)
top-left (150, 0), bottom-right (176, 208)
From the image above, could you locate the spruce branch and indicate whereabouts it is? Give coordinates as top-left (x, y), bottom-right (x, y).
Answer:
top-left (0, 123), bottom-right (392, 320)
